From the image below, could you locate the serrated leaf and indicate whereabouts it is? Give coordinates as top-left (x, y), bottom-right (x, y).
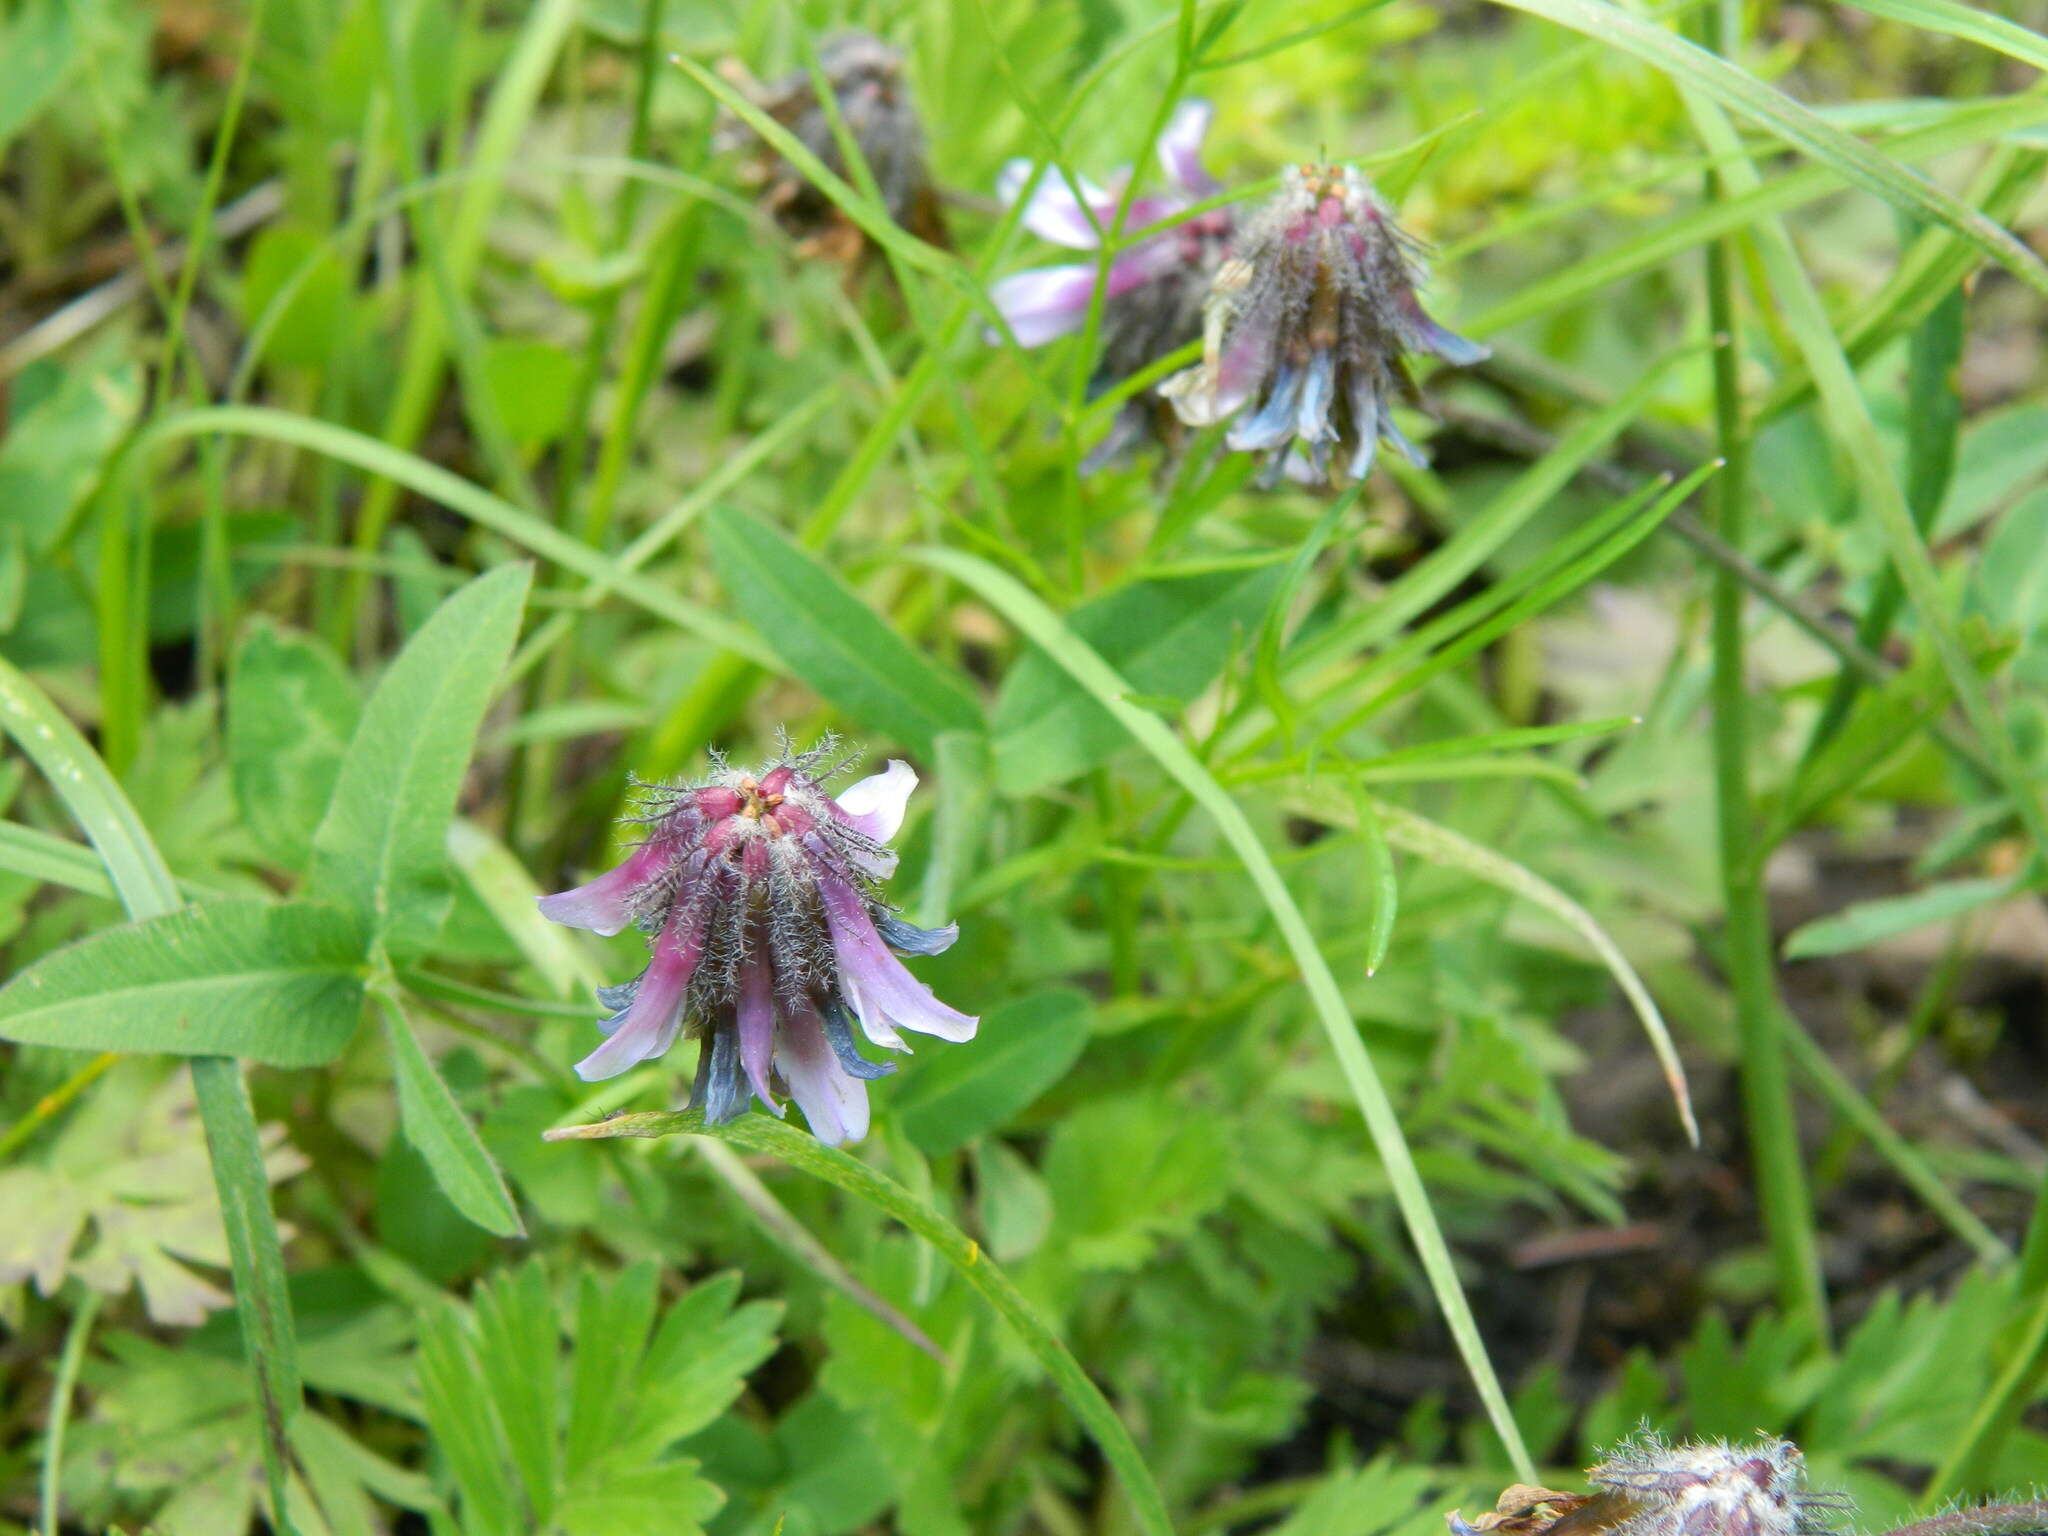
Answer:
top-left (705, 505), bottom-right (981, 755)
top-left (557, 1461), bottom-right (723, 1536)
top-left (991, 565), bottom-right (1281, 795)
top-left (893, 989), bottom-right (1091, 1155)
top-left (0, 898), bottom-right (366, 1065)
top-left (628, 1273), bottom-right (782, 1453)
top-left (1043, 1094), bottom-right (1235, 1271)
top-left (379, 995), bottom-right (524, 1237)
top-left (307, 563), bottom-right (530, 951)
top-left (228, 619), bottom-right (361, 869)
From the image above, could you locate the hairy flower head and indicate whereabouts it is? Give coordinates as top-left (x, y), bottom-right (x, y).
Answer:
top-left (719, 33), bottom-right (946, 256)
top-left (1161, 162), bottom-right (1486, 485)
top-left (536, 737), bottom-right (974, 1145)
top-left (1450, 1437), bottom-right (1849, 1536)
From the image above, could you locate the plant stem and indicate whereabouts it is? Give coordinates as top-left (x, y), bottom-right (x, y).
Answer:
top-left (1699, 1), bottom-right (1829, 1346)
top-left (39, 1288), bottom-right (101, 1536)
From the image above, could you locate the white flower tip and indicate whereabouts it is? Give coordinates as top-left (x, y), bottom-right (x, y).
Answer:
top-left (835, 758), bottom-right (919, 842)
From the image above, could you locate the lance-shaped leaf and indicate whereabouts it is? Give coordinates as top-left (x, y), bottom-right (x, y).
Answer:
top-left (308, 563), bottom-right (531, 952)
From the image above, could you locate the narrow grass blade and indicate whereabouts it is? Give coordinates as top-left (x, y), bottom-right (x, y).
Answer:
top-left (1693, 16), bottom-right (1831, 1345)
top-left (0, 656), bottom-right (304, 1528)
top-left (545, 1107), bottom-right (1178, 1536)
top-left (904, 545), bottom-right (1538, 1481)
top-left (1294, 787), bottom-right (1700, 1149)
top-left (38, 1288), bottom-right (100, 1536)
top-left (1845, 0), bottom-right (2048, 73)
top-left (1676, 77), bottom-right (2048, 865)
top-left (140, 407), bottom-right (773, 666)
top-left (190, 1053), bottom-right (305, 1522)
top-left (1779, 1022), bottom-right (2009, 1267)
top-left (1488, 0), bottom-right (2048, 298)
top-left (1293, 348), bottom-right (1691, 675)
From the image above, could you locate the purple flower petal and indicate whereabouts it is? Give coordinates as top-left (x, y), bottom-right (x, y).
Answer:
top-left (536, 837), bottom-right (671, 936)
top-left (833, 759), bottom-right (917, 842)
top-left (821, 877), bottom-right (978, 1043)
top-left (1155, 99), bottom-right (1218, 196)
top-left (574, 910), bottom-right (702, 1080)
top-left (775, 998), bottom-right (871, 1146)
top-left (736, 952), bottom-right (783, 1114)
top-left (997, 159), bottom-right (1114, 248)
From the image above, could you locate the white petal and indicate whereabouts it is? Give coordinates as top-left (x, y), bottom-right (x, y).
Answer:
top-left (998, 159), bottom-right (1113, 248)
top-left (1155, 99), bottom-right (1216, 193)
top-left (835, 759), bottom-right (918, 843)
top-left (989, 265), bottom-right (1100, 347)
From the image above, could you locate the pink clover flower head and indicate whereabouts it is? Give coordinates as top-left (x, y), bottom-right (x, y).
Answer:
top-left (1160, 162), bottom-right (1488, 487)
top-left (989, 100), bottom-right (1234, 467)
top-left (536, 738), bottom-right (974, 1146)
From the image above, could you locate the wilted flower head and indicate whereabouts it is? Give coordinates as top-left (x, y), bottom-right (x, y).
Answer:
top-left (1161, 162), bottom-right (1487, 486)
top-left (719, 32), bottom-right (946, 256)
top-left (1449, 1437), bottom-right (1847, 1536)
top-left (536, 738), bottom-right (975, 1146)
top-left (989, 101), bottom-right (1233, 468)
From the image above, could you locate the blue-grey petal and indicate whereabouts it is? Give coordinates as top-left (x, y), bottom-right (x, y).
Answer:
top-left (1421, 321), bottom-right (1489, 367)
top-left (1227, 362), bottom-right (1304, 451)
top-left (1294, 349), bottom-right (1336, 444)
top-left (1347, 384), bottom-right (1381, 480)
top-left (822, 996), bottom-right (897, 1080)
top-left (1381, 410), bottom-right (1429, 468)
top-left (875, 911), bottom-right (959, 956)
top-left (692, 1025), bottom-right (749, 1124)
top-left (595, 974), bottom-right (642, 1013)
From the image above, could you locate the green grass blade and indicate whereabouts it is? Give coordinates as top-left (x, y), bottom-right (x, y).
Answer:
top-left (1845, 0), bottom-right (2048, 72)
top-left (1292, 788), bottom-right (1699, 1149)
top-left (1923, 1274), bottom-right (2048, 1503)
top-left (0, 656), bottom-right (304, 1529)
top-left (1488, 0), bottom-right (2048, 298)
top-left (905, 545), bottom-right (1538, 1482)
top-left (37, 1285), bottom-right (101, 1536)
top-left (1467, 93), bottom-right (2048, 337)
top-left (1779, 1022), bottom-right (2009, 1268)
top-left (140, 407), bottom-right (773, 666)
top-left (1676, 71), bottom-right (2048, 865)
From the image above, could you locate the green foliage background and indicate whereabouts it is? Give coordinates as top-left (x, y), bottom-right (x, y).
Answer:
top-left (3, 0), bottom-right (2048, 1532)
